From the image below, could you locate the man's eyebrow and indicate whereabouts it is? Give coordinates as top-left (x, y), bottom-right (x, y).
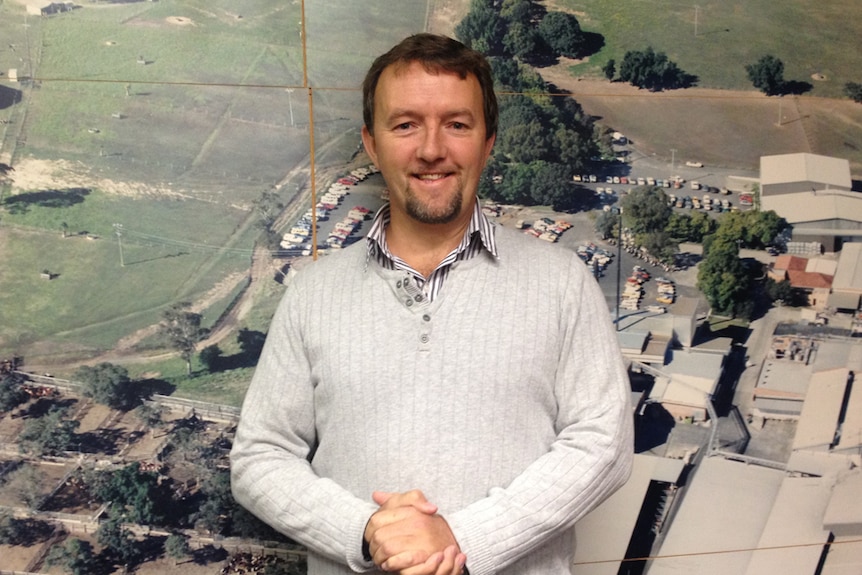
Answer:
top-left (383, 108), bottom-right (478, 122)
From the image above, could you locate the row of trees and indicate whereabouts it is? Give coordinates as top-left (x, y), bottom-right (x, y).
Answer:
top-left (456, 0), bottom-right (591, 63)
top-left (0, 373), bottom-right (297, 573)
top-left (453, 1), bottom-right (603, 211)
top-left (605, 48), bottom-right (697, 91)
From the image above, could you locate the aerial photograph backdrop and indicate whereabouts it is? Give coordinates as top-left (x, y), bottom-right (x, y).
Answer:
top-left (0, 0), bottom-right (861, 573)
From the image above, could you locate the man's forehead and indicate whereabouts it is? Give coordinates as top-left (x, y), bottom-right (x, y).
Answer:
top-left (382, 60), bottom-right (471, 83)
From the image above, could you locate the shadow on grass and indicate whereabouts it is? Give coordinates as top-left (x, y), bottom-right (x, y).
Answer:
top-left (2, 188), bottom-right (90, 214)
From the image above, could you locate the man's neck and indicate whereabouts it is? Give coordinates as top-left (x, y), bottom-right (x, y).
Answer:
top-left (385, 211), bottom-right (472, 278)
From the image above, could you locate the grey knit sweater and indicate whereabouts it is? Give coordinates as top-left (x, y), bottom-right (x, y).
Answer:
top-left (230, 224), bottom-right (633, 575)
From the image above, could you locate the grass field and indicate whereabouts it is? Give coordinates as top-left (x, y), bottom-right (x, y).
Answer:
top-left (558, 0), bottom-right (862, 98)
top-left (0, 0), bottom-right (432, 367)
top-left (1, 0), bottom-right (861, 399)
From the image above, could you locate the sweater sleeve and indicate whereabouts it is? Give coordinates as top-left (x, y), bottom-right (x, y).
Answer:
top-left (229, 283), bottom-right (377, 572)
top-left (446, 256), bottom-right (634, 575)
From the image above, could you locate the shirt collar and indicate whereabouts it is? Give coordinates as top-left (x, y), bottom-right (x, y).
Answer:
top-left (365, 200), bottom-right (498, 268)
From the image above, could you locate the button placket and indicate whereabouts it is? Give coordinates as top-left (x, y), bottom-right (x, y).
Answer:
top-left (418, 312), bottom-right (432, 351)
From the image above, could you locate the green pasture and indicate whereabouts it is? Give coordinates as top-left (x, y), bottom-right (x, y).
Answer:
top-left (0, 189), bottom-right (254, 354)
top-left (0, 0), bottom-right (432, 368)
top-left (564, 0), bottom-right (862, 97)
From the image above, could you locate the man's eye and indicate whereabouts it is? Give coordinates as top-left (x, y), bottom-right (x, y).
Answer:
top-left (452, 122), bottom-right (467, 130)
top-left (395, 123), bottom-right (412, 131)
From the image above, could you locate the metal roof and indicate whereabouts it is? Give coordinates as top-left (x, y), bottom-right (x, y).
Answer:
top-left (760, 153), bottom-right (852, 189)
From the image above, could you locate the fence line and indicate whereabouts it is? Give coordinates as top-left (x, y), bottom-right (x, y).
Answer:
top-left (11, 372), bottom-right (241, 422)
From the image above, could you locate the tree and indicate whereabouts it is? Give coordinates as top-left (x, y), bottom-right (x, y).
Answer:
top-left (165, 532), bottom-right (190, 566)
top-left (161, 302), bottom-right (208, 376)
top-left (746, 55), bottom-right (785, 96)
top-left (75, 362), bottom-right (133, 410)
top-left (594, 209), bottom-right (621, 240)
top-left (713, 209), bottom-right (786, 249)
top-left (133, 403), bottom-right (166, 437)
top-left (90, 463), bottom-right (172, 525)
top-left (9, 464), bottom-right (46, 509)
top-left (19, 406), bottom-right (79, 456)
top-left (845, 82), bottom-right (862, 103)
top-left (98, 513), bottom-right (141, 568)
top-left (527, 161), bottom-right (571, 208)
top-left (199, 344), bottom-right (223, 372)
top-left (538, 12), bottom-right (585, 58)
top-left (503, 21), bottom-right (541, 60)
top-left (765, 277), bottom-right (796, 306)
top-left (252, 188), bottom-right (284, 250)
top-left (619, 47), bottom-right (693, 91)
top-left (640, 230), bottom-right (679, 265)
top-left (602, 59), bottom-right (616, 81)
top-left (697, 235), bottom-right (753, 317)
top-left (45, 538), bottom-right (97, 575)
top-left (620, 186), bottom-right (672, 236)
top-left (455, 0), bottom-right (505, 54)
top-left (0, 371), bottom-right (27, 413)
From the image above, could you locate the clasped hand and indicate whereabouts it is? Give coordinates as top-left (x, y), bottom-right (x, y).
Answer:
top-left (364, 490), bottom-right (466, 575)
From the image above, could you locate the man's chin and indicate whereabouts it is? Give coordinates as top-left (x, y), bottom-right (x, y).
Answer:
top-left (407, 207), bottom-right (460, 225)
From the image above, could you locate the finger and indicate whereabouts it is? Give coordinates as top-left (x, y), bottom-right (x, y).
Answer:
top-left (380, 549), bottom-right (433, 573)
top-left (374, 490), bottom-right (438, 514)
top-left (372, 491), bottom-right (394, 506)
top-left (393, 550), bottom-right (444, 575)
top-left (432, 545), bottom-right (464, 575)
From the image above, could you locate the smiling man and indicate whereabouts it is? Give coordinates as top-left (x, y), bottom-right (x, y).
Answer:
top-left (231, 34), bottom-right (633, 575)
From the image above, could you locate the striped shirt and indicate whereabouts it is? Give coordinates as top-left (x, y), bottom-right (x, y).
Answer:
top-left (365, 201), bottom-right (498, 303)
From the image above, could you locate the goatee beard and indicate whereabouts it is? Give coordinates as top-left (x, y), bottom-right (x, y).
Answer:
top-left (404, 179), bottom-right (464, 224)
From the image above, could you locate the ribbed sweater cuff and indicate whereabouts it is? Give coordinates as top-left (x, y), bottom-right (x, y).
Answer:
top-left (345, 504), bottom-right (378, 573)
top-left (449, 512), bottom-right (494, 575)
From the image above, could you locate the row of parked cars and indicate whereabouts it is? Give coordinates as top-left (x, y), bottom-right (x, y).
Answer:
top-left (279, 165), bottom-right (379, 253)
top-left (621, 266), bottom-right (676, 311)
top-left (519, 217), bottom-right (573, 243)
top-left (668, 193), bottom-right (736, 213)
top-left (575, 173), bottom-right (688, 189)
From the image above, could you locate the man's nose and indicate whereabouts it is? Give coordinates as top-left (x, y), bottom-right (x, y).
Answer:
top-left (417, 127), bottom-right (445, 161)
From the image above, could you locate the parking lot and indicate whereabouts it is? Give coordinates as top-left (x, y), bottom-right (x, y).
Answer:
top-left (280, 156), bottom-right (713, 321)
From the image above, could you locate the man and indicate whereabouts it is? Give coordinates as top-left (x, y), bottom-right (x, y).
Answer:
top-left (231, 33), bottom-right (633, 575)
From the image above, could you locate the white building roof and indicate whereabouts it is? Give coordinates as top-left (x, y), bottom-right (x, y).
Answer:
top-left (743, 475), bottom-right (833, 575)
top-left (656, 349), bottom-right (724, 408)
top-left (761, 190), bottom-right (862, 225)
top-left (573, 454), bottom-right (684, 575)
top-left (832, 242), bottom-right (862, 292)
top-left (792, 368), bottom-right (847, 451)
top-left (648, 457), bottom-right (784, 575)
top-left (822, 470), bottom-right (862, 537)
top-left (821, 535), bottom-right (862, 575)
top-left (835, 370), bottom-right (862, 454)
top-left (760, 153), bottom-right (852, 190)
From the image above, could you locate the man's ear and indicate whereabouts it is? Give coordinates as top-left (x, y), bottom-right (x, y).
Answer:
top-left (361, 126), bottom-right (378, 167)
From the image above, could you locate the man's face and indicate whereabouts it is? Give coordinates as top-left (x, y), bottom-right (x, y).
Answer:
top-left (362, 61), bottom-right (495, 226)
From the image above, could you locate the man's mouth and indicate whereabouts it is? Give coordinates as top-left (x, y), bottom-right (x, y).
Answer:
top-left (415, 173), bottom-right (449, 181)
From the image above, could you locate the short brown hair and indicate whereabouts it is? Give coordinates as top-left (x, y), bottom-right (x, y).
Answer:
top-left (362, 33), bottom-right (498, 140)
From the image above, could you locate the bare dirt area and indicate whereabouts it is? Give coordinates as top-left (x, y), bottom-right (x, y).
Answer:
top-left (166, 16), bottom-right (195, 26)
top-left (539, 64), bottom-right (862, 173)
top-left (7, 157), bottom-right (189, 200)
top-left (0, 541), bottom-right (42, 570)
